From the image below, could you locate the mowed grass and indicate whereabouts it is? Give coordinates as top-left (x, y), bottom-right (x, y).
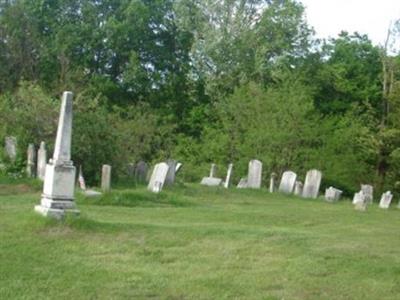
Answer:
top-left (1, 181), bottom-right (400, 299)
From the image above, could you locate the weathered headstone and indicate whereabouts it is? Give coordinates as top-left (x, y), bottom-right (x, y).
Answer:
top-left (78, 166), bottom-right (86, 190)
top-left (278, 171), bottom-right (297, 194)
top-left (223, 163), bottom-right (233, 188)
top-left (247, 160), bottom-right (262, 189)
top-left (302, 169), bottom-right (322, 199)
top-left (210, 163), bottom-right (217, 178)
top-left (35, 92), bottom-right (79, 219)
top-left (353, 191), bottom-right (367, 211)
top-left (325, 187), bottom-right (343, 202)
top-left (148, 162), bottom-right (169, 193)
top-left (201, 177), bottom-right (222, 186)
top-left (269, 172), bottom-right (277, 193)
top-left (379, 191), bottom-right (393, 209)
top-left (5, 136), bottom-right (17, 161)
top-left (101, 165), bottom-right (112, 192)
top-left (26, 144), bottom-right (36, 177)
top-left (175, 162), bottom-right (182, 173)
top-left (237, 178), bottom-right (248, 189)
top-left (135, 161), bottom-right (148, 183)
top-left (36, 141), bottom-right (47, 181)
top-left (294, 181), bottom-right (303, 196)
top-left (361, 184), bottom-right (374, 204)
top-left (165, 159), bottom-right (177, 186)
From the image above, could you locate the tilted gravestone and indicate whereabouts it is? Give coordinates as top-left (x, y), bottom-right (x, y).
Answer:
top-left (361, 184), bottom-right (374, 204)
top-left (101, 164), bottom-right (112, 192)
top-left (164, 159), bottom-right (177, 186)
top-left (302, 169), bottom-right (322, 199)
top-left (324, 187), bottom-right (343, 202)
top-left (379, 191), bottom-right (393, 209)
top-left (35, 92), bottom-right (79, 219)
top-left (278, 171), bottom-right (297, 194)
top-left (37, 141), bottom-right (47, 181)
top-left (294, 181), bottom-right (303, 196)
top-left (237, 178), bottom-right (248, 188)
top-left (148, 162), bottom-right (169, 193)
top-left (353, 191), bottom-right (367, 211)
top-left (78, 166), bottom-right (87, 190)
top-left (135, 161), bottom-right (148, 183)
top-left (247, 160), bottom-right (262, 189)
top-left (223, 163), bottom-right (233, 188)
top-left (26, 144), bottom-right (36, 177)
top-left (5, 136), bottom-right (17, 162)
top-left (175, 162), bottom-right (182, 173)
top-left (269, 173), bottom-right (277, 193)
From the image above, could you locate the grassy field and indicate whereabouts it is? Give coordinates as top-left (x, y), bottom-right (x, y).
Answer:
top-left (1, 179), bottom-right (400, 299)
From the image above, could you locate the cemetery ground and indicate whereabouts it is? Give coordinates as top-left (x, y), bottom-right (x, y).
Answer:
top-left (1, 178), bottom-right (400, 300)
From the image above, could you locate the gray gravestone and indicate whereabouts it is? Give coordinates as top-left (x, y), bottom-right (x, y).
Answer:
top-left (223, 163), bottom-right (233, 188)
top-left (269, 173), bottom-right (277, 193)
top-left (210, 163), bottom-right (217, 178)
top-left (165, 159), bottom-right (177, 186)
top-left (237, 178), bottom-right (248, 188)
top-left (294, 181), bottom-right (303, 196)
top-left (35, 92), bottom-right (79, 219)
top-left (201, 177), bottom-right (222, 186)
top-left (147, 162), bottom-right (169, 193)
top-left (325, 187), bottom-right (343, 202)
top-left (37, 141), bottom-right (47, 181)
top-left (379, 191), bottom-right (393, 209)
top-left (101, 164), bottom-right (112, 192)
top-left (26, 144), bottom-right (36, 177)
top-left (353, 191), bottom-right (367, 212)
top-left (135, 161), bottom-right (148, 183)
top-left (247, 160), bottom-right (262, 189)
top-left (361, 184), bottom-right (374, 204)
top-left (279, 171), bottom-right (297, 194)
top-left (78, 166), bottom-right (86, 190)
top-left (5, 136), bottom-right (17, 161)
top-left (302, 169), bottom-right (322, 199)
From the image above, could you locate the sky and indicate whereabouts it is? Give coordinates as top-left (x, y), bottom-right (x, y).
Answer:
top-left (300, 0), bottom-right (400, 48)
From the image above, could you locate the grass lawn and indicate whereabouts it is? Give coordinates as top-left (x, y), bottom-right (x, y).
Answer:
top-left (1, 180), bottom-right (400, 299)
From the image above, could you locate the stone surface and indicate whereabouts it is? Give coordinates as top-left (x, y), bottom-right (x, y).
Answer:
top-left (325, 187), bottom-right (343, 202)
top-left (237, 178), bottom-right (248, 189)
top-left (26, 144), bottom-right (36, 177)
top-left (101, 164), bottom-right (112, 192)
top-left (352, 191), bottom-right (365, 205)
top-left (78, 166), bottom-right (86, 190)
top-left (354, 201), bottom-right (367, 212)
top-left (175, 162), bottom-right (182, 173)
top-left (247, 160), bottom-right (262, 189)
top-left (379, 191), bottom-right (393, 209)
top-left (135, 161), bottom-right (148, 183)
top-left (209, 163), bottom-right (217, 178)
top-left (294, 181), bottom-right (303, 196)
top-left (165, 159), bottom-right (177, 186)
top-left (278, 171), bottom-right (297, 194)
top-left (201, 177), bottom-right (222, 186)
top-left (269, 173), bottom-right (277, 193)
top-left (147, 162), bottom-right (169, 193)
top-left (223, 163), bottom-right (233, 188)
top-left (83, 189), bottom-right (102, 197)
top-left (302, 169), bottom-right (322, 199)
top-left (37, 141), bottom-right (47, 181)
top-left (5, 136), bottom-right (17, 161)
top-left (35, 91), bottom-right (78, 219)
top-left (361, 184), bottom-right (374, 204)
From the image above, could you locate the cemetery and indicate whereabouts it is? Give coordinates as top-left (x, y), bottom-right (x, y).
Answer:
top-left (1, 0), bottom-right (400, 299)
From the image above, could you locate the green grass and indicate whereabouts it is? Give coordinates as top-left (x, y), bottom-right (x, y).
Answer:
top-left (1, 182), bottom-right (400, 299)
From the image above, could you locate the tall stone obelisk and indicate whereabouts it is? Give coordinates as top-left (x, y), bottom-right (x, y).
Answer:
top-left (35, 91), bottom-right (79, 219)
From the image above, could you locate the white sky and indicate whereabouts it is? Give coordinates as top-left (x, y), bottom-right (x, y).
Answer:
top-left (300, 0), bottom-right (400, 47)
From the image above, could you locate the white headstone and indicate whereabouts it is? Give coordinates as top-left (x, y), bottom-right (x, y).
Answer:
top-left (294, 181), bottom-right (303, 196)
top-left (26, 144), bottom-right (36, 177)
top-left (325, 187), bottom-right (343, 202)
top-left (201, 177), bottom-right (222, 186)
top-left (247, 160), bottom-right (262, 189)
top-left (361, 184), bottom-right (374, 204)
top-left (78, 166), bottom-right (86, 190)
top-left (101, 165), bottom-right (112, 192)
top-left (278, 171), bottom-right (297, 194)
top-left (223, 163), bottom-right (233, 188)
top-left (175, 162), bottom-right (182, 173)
top-left (269, 173), bottom-right (277, 193)
top-left (35, 91), bottom-right (79, 219)
top-left (237, 178), bottom-right (248, 188)
top-left (379, 191), bottom-right (393, 209)
top-left (165, 159), bottom-right (177, 186)
top-left (353, 191), bottom-right (367, 211)
top-left (147, 162), bottom-right (169, 193)
top-left (5, 136), bottom-right (17, 161)
top-left (210, 163), bottom-right (217, 178)
top-left (37, 141), bottom-right (47, 181)
top-left (302, 169), bottom-right (322, 199)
